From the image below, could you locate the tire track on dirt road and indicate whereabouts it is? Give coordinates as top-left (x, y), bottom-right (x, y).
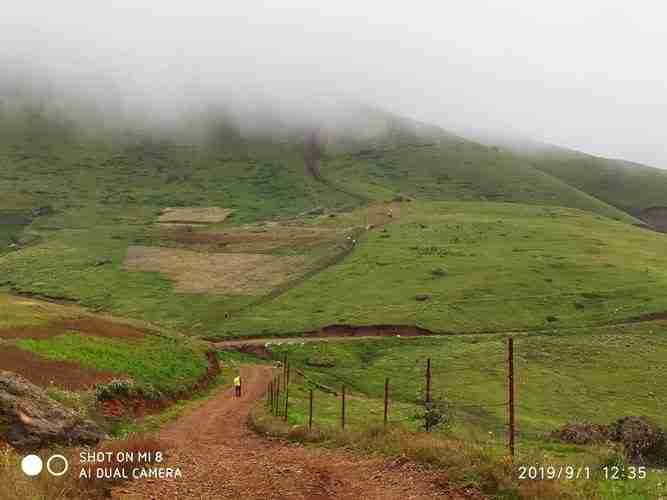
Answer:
top-left (113, 365), bottom-right (474, 500)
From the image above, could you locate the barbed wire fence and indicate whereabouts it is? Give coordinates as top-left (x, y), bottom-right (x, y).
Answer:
top-left (262, 337), bottom-right (662, 457)
top-left (263, 341), bottom-right (517, 452)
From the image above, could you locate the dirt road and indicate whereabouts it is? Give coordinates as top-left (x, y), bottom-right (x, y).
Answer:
top-left (113, 365), bottom-right (470, 499)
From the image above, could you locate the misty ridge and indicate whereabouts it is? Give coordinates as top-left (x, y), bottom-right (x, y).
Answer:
top-left (0, 57), bottom-right (449, 152)
top-left (2, 2), bottom-right (667, 168)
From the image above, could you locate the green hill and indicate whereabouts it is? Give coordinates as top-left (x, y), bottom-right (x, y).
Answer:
top-left (510, 146), bottom-right (667, 227)
top-left (221, 201), bottom-right (667, 338)
top-left (1, 103), bottom-right (666, 339)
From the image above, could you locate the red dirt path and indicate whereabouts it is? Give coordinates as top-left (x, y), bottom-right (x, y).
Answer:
top-left (113, 365), bottom-right (478, 500)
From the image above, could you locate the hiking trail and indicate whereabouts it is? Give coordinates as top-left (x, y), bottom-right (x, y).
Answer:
top-left (113, 365), bottom-right (477, 499)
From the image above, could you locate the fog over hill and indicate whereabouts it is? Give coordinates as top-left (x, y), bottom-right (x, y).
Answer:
top-left (2, 1), bottom-right (666, 167)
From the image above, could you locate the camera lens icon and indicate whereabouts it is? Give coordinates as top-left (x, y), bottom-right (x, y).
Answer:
top-left (21, 454), bottom-right (69, 477)
top-left (47, 455), bottom-right (69, 477)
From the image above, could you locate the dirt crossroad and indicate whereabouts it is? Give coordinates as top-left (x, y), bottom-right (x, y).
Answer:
top-left (113, 365), bottom-right (472, 500)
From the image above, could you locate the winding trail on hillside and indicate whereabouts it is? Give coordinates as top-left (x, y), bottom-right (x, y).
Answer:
top-left (113, 365), bottom-right (475, 500)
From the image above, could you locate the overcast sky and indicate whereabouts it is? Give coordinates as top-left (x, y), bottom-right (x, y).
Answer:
top-left (2, 1), bottom-right (666, 167)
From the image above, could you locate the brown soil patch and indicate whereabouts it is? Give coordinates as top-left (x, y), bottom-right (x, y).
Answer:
top-left (638, 206), bottom-right (667, 233)
top-left (113, 365), bottom-right (466, 500)
top-left (606, 311), bottom-right (667, 325)
top-left (0, 317), bottom-right (148, 341)
top-left (314, 324), bottom-right (432, 337)
top-left (159, 223), bottom-right (339, 253)
top-left (157, 207), bottom-right (232, 224)
top-left (364, 201), bottom-right (402, 228)
top-left (124, 246), bottom-right (306, 294)
top-left (0, 345), bottom-right (119, 390)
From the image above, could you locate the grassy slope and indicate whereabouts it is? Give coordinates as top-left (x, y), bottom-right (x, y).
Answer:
top-left (323, 142), bottom-right (637, 224)
top-left (0, 131), bottom-right (364, 335)
top-left (220, 201), bottom-right (667, 337)
top-left (265, 324), bottom-right (667, 437)
top-left (519, 148), bottom-right (667, 214)
top-left (0, 292), bottom-right (208, 395)
top-left (254, 329), bottom-right (667, 499)
top-left (0, 112), bottom-right (646, 337)
top-left (3, 111), bottom-right (667, 498)
top-left (15, 333), bottom-right (208, 394)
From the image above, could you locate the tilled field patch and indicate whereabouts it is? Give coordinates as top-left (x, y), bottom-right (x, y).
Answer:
top-left (159, 222), bottom-right (341, 253)
top-left (157, 207), bottom-right (233, 224)
top-left (123, 246), bottom-right (306, 294)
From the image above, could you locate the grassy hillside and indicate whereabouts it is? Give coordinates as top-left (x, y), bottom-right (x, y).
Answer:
top-left (322, 142), bottom-right (637, 224)
top-left (0, 293), bottom-right (209, 395)
top-left (1, 107), bottom-right (666, 340)
top-left (518, 148), bottom-right (667, 216)
top-left (251, 324), bottom-right (667, 499)
top-left (264, 323), bottom-right (667, 438)
top-left (220, 201), bottom-right (667, 338)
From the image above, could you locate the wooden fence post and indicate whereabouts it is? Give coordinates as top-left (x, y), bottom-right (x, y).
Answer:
top-left (284, 362), bottom-right (290, 421)
top-left (341, 385), bottom-right (346, 429)
top-left (425, 358), bottom-right (432, 431)
top-left (270, 379), bottom-right (275, 414)
top-left (309, 389), bottom-right (314, 430)
top-left (426, 358), bottom-right (432, 403)
top-left (384, 377), bottom-right (389, 427)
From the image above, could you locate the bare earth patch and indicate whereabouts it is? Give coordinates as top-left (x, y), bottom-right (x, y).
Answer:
top-left (159, 222), bottom-right (340, 253)
top-left (123, 246), bottom-right (306, 294)
top-left (157, 207), bottom-right (232, 224)
top-left (0, 345), bottom-right (120, 390)
top-left (639, 206), bottom-right (667, 233)
top-left (0, 317), bottom-right (148, 341)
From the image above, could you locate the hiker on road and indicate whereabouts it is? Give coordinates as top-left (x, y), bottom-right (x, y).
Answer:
top-left (234, 375), bottom-right (241, 397)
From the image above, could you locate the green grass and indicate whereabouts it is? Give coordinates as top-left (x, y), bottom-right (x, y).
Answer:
top-left (3, 107), bottom-right (667, 499)
top-left (265, 324), bottom-right (667, 438)
top-left (323, 143), bottom-right (637, 223)
top-left (2, 109), bottom-right (665, 339)
top-left (523, 148), bottom-right (667, 214)
top-left (0, 131), bottom-right (366, 336)
top-left (257, 326), bottom-right (667, 499)
top-left (14, 332), bottom-right (208, 394)
top-left (219, 201), bottom-right (667, 337)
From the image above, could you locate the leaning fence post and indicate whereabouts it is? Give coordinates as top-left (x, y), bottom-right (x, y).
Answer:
top-left (309, 389), bottom-right (314, 430)
top-left (384, 377), bottom-right (389, 427)
top-left (270, 379), bottom-right (274, 414)
top-left (274, 378), bottom-right (279, 415)
top-left (268, 381), bottom-right (272, 408)
top-left (284, 362), bottom-right (290, 421)
top-left (341, 384), bottom-right (346, 429)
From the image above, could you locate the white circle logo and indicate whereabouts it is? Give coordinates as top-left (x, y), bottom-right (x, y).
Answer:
top-left (46, 455), bottom-right (69, 477)
top-left (21, 455), bottom-right (43, 476)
